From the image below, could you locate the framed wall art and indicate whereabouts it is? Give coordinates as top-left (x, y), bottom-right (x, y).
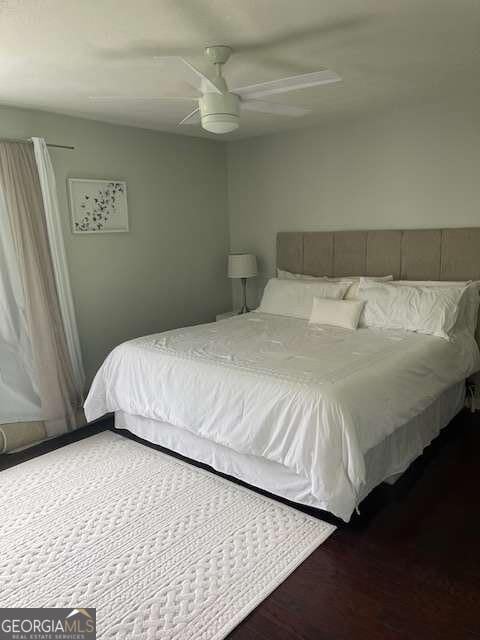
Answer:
top-left (68, 178), bottom-right (129, 234)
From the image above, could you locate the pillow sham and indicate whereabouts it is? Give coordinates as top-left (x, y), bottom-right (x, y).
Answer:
top-left (258, 278), bottom-right (352, 320)
top-left (343, 276), bottom-right (393, 300)
top-left (277, 269), bottom-right (394, 303)
top-left (277, 268), bottom-right (393, 286)
top-left (392, 280), bottom-right (480, 338)
top-left (277, 268), bottom-right (320, 281)
top-left (309, 297), bottom-right (365, 330)
top-left (456, 282), bottom-right (480, 338)
top-left (358, 279), bottom-right (466, 340)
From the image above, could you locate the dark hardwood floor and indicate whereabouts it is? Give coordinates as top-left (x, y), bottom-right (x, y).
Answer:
top-left (2, 412), bottom-right (480, 639)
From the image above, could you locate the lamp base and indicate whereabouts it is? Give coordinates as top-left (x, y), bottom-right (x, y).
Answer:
top-left (238, 277), bottom-right (250, 314)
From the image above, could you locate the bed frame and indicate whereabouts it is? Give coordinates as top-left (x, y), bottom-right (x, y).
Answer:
top-left (114, 228), bottom-right (480, 526)
top-left (277, 228), bottom-right (480, 282)
top-left (277, 227), bottom-right (480, 486)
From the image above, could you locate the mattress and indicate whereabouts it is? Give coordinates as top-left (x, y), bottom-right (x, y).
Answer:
top-left (85, 312), bottom-right (479, 521)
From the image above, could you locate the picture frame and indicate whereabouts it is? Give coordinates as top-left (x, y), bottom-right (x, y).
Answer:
top-left (68, 178), bottom-right (129, 234)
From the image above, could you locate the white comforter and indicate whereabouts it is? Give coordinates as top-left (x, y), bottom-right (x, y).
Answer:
top-left (85, 313), bottom-right (479, 520)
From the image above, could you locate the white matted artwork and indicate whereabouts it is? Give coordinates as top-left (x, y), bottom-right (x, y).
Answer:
top-left (68, 178), bottom-right (129, 233)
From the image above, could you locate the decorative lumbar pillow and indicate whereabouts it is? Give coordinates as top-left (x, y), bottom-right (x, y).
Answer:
top-left (258, 278), bottom-right (352, 320)
top-left (309, 297), bottom-right (365, 330)
top-left (358, 279), bottom-right (466, 340)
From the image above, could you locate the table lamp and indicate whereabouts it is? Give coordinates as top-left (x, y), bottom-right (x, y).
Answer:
top-left (228, 253), bottom-right (258, 314)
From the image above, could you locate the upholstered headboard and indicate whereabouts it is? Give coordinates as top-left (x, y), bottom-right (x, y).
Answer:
top-left (277, 229), bottom-right (480, 281)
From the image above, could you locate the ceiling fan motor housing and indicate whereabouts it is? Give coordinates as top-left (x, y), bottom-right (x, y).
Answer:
top-left (199, 91), bottom-right (239, 134)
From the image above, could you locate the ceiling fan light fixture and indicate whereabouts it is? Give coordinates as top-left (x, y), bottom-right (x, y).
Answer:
top-left (201, 113), bottom-right (239, 134)
top-left (199, 91), bottom-right (239, 134)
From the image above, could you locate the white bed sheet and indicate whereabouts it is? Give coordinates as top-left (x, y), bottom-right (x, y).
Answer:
top-left (85, 313), bottom-right (479, 521)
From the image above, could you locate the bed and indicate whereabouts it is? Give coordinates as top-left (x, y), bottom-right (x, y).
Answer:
top-left (84, 228), bottom-right (480, 521)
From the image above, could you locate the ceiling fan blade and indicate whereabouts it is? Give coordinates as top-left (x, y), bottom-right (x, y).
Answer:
top-left (89, 96), bottom-right (196, 101)
top-left (234, 70), bottom-right (341, 100)
top-left (154, 56), bottom-right (221, 95)
top-left (178, 107), bottom-right (201, 126)
top-left (240, 100), bottom-right (309, 117)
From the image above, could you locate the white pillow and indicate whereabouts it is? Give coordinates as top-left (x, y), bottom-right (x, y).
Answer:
top-left (277, 269), bottom-right (394, 304)
top-left (392, 280), bottom-right (480, 337)
top-left (277, 268), bottom-right (393, 289)
top-left (326, 275), bottom-right (392, 283)
top-left (358, 279), bottom-right (466, 340)
top-left (309, 297), bottom-right (365, 330)
top-left (343, 276), bottom-right (393, 300)
top-left (458, 282), bottom-right (480, 337)
top-left (258, 278), bottom-right (352, 320)
top-left (277, 268), bottom-right (321, 281)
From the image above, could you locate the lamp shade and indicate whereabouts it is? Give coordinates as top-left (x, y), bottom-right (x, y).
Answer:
top-left (228, 253), bottom-right (258, 279)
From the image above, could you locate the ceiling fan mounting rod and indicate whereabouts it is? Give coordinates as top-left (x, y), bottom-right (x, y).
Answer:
top-left (204, 45), bottom-right (232, 70)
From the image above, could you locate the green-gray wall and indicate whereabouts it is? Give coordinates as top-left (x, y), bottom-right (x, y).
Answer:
top-left (227, 99), bottom-right (480, 306)
top-left (0, 105), bottom-right (231, 384)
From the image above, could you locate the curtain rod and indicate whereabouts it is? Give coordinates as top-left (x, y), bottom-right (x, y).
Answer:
top-left (0, 136), bottom-right (74, 150)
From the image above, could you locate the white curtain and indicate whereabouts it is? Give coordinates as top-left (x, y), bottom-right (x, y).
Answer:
top-left (0, 141), bottom-right (83, 436)
top-left (32, 138), bottom-right (85, 397)
top-left (0, 187), bottom-right (42, 423)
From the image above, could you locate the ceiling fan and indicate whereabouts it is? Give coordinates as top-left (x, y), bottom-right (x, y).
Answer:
top-left (92, 45), bottom-right (341, 134)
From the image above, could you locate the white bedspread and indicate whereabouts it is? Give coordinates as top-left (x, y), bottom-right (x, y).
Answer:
top-left (85, 313), bottom-right (479, 520)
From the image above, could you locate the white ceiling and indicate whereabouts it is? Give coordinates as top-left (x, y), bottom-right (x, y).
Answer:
top-left (0, 0), bottom-right (479, 140)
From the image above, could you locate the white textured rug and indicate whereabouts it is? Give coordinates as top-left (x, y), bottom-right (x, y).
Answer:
top-left (1, 431), bottom-right (335, 639)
